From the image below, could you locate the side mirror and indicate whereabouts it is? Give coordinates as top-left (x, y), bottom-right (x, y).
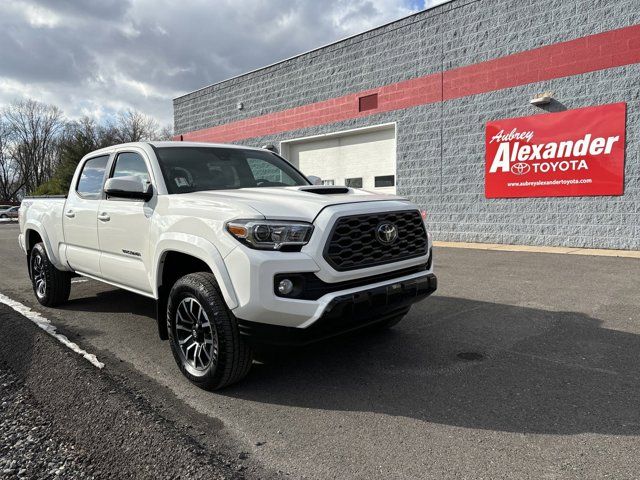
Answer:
top-left (307, 175), bottom-right (322, 186)
top-left (104, 176), bottom-right (153, 201)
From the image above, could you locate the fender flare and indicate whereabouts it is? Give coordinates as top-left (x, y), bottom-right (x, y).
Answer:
top-left (23, 221), bottom-right (68, 271)
top-left (153, 233), bottom-right (238, 310)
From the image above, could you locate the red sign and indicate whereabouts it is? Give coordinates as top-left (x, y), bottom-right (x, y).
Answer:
top-left (485, 103), bottom-right (626, 198)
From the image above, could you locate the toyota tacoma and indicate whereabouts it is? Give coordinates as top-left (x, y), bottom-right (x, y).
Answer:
top-left (19, 142), bottom-right (437, 389)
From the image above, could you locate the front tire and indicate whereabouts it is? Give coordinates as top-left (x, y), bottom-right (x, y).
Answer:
top-left (29, 243), bottom-right (71, 307)
top-left (167, 272), bottom-right (253, 390)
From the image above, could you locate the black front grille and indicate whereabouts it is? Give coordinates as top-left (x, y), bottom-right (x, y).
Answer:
top-left (324, 210), bottom-right (428, 271)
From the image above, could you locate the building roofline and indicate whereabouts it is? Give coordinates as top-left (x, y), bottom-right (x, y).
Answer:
top-left (173, 0), bottom-right (454, 102)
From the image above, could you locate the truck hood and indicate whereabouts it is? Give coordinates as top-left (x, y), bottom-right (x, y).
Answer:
top-left (180, 186), bottom-right (412, 221)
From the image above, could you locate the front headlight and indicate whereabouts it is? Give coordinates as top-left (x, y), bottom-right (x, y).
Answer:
top-left (226, 219), bottom-right (314, 250)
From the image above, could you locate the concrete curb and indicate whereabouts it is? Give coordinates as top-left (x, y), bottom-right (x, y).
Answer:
top-left (433, 241), bottom-right (640, 259)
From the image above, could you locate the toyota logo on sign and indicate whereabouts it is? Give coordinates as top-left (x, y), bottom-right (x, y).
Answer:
top-left (376, 223), bottom-right (398, 245)
top-left (510, 162), bottom-right (530, 175)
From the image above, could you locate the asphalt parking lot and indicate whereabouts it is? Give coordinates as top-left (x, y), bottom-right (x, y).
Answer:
top-left (1, 222), bottom-right (640, 479)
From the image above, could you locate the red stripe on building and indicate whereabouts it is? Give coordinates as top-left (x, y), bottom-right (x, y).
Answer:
top-left (180, 24), bottom-right (640, 143)
top-left (443, 24), bottom-right (640, 99)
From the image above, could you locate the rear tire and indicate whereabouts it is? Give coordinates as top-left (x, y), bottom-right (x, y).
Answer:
top-left (29, 242), bottom-right (71, 307)
top-left (167, 272), bottom-right (253, 390)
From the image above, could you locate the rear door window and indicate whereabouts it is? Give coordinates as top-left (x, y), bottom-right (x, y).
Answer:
top-left (77, 155), bottom-right (109, 199)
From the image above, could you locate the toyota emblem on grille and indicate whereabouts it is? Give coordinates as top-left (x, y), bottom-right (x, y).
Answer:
top-left (376, 223), bottom-right (398, 245)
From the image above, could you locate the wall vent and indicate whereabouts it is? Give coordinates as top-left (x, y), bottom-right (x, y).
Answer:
top-left (358, 93), bottom-right (378, 112)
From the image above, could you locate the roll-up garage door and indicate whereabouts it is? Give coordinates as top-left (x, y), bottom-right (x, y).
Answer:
top-left (283, 125), bottom-right (396, 194)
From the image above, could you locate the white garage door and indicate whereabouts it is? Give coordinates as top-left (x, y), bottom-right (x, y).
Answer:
top-left (283, 125), bottom-right (396, 194)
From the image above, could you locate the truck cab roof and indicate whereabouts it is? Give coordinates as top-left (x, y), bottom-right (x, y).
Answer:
top-left (85, 141), bottom-right (267, 158)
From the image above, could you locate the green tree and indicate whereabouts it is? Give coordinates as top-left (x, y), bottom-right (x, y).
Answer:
top-left (33, 117), bottom-right (117, 195)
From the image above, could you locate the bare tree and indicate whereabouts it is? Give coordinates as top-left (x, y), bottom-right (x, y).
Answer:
top-left (3, 99), bottom-right (65, 194)
top-left (0, 118), bottom-right (23, 202)
top-left (114, 109), bottom-right (159, 143)
top-left (157, 124), bottom-right (174, 141)
top-left (1, 100), bottom-right (167, 196)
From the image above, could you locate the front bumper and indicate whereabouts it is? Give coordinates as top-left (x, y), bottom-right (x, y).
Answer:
top-left (225, 241), bottom-right (434, 328)
top-left (237, 273), bottom-right (437, 346)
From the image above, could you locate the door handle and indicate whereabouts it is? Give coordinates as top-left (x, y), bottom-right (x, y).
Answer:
top-left (65, 210), bottom-right (75, 218)
top-left (97, 212), bottom-right (110, 222)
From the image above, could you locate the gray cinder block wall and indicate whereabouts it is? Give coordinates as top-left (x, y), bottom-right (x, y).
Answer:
top-left (174, 0), bottom-right (640, 250)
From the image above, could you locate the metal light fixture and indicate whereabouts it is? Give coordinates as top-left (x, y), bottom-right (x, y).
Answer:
top-left (530, 91), bottom-right (554, 106)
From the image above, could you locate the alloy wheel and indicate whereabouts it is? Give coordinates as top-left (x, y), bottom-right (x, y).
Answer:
top-left (175, 296), bottom-right (218, 373)
top-left (32, 253), bottom-right (46, 299)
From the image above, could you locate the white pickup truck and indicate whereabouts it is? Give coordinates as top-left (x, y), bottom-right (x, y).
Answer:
top-left (19, 142), bottom-right (436, 389)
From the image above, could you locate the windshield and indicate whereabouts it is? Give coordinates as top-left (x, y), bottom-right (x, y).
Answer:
top-left (154, 146), bottom-right (309, 194)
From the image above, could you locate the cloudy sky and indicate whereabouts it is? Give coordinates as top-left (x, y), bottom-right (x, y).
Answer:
top-left (0, 0), bottom-right (447, 128)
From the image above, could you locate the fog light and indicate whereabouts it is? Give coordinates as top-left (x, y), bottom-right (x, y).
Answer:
top-left (278, 278), bottom-right (294, 295)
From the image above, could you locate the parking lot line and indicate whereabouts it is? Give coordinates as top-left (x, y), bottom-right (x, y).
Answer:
top-left (0, 292), bottom-right (104, 369)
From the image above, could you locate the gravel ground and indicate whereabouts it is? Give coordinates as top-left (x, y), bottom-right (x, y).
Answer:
top-left (0, 368), bottom-right (92, 479)
top-left (0, 303), bottom-right (279, 480)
